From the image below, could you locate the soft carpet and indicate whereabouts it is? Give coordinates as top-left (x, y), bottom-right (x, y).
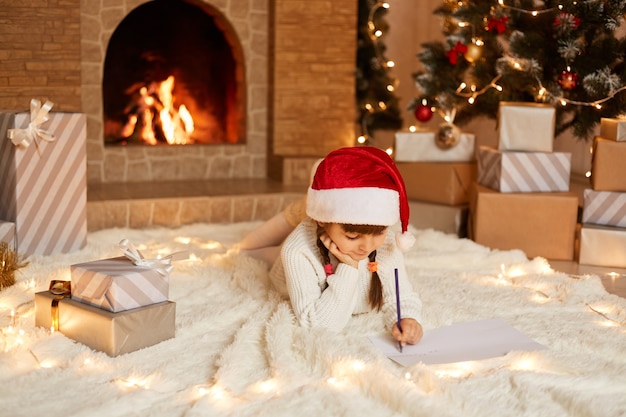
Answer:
top-left (1, 222), bottom-right (626, 417)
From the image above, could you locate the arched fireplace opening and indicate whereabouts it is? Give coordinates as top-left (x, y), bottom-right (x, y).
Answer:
top-left (102, 0), bottom-right (245, 146)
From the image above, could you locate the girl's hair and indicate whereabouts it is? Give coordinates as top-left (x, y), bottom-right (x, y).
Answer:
top-left (316, 224), bottom-right (386, 311)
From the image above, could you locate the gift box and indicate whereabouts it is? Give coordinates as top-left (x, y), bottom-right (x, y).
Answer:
top-left (579, 224), bottom-right (626, 268)
top-left (469, 184), bottom-right (578, 260)
top-left (71, 256), bottom-right (171, 313)
top-left (497, 102), bottom-right (555, 152)
top-left (397, 162), bottom-right (477, 205)
top-left (590, 137), bottom-right (626, 191)
top-left (582, 189), bottom-right (626, 228)
top-left (408, 200), bottom-right (469, 237)
top-left (0, 221), bottom-right (16, 250)
top-left (34, 290), bottom-right (176, 356)
top-left (477, 146), bottom-right (571, 193)
top-left (0, 100), bottom-right (87, 256)
top-left (394, 130), bottom-right (475, 162)
top-left (599, 117), bottom-right (626, 142)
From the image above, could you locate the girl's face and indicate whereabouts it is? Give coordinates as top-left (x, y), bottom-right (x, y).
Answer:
top-left (322, 223), bottom-right (388, 261)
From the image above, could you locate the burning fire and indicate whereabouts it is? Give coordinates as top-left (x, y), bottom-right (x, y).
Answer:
top-left (121, 75), bottom-right (195, 145)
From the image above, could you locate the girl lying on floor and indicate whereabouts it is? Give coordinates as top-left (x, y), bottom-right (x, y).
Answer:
top-left (239, 146), bottom-right (423, 347)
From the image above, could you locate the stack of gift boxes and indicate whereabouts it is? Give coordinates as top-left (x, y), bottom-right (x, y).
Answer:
top-left (34, 241), bottom-right (183, 356)
top-left (469, 102), bottom-right (579, 260)
top-left (578, 118), bottom-right (626, 268)
top-left (1, 99), bottom-right (178, 356)
top-left (394, 125), bottom-right (477, 237)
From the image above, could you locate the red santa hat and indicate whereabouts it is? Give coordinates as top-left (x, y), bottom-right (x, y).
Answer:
top-left (306, 146), bottom-right (415, 251)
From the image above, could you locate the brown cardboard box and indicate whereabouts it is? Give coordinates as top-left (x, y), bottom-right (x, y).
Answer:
top-left (579, 224), bottom-right (626, 268)
top-left (469, 184), bottom-right (579, 260)
top-left (397, 162), bottom-right (476, 205)
top-left (35, 291), bottom-right (175, 356)
top-left (591, 137), bottom-right (626, 191)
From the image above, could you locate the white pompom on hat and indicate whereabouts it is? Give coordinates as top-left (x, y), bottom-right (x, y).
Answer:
top-left (306, 146), bottom-right (415, 251)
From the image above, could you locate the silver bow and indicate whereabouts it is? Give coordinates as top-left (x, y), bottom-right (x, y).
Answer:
top-left (119, 238), bottom-right (176, 276)
top-left (7, 99), bottom-right (56, 148)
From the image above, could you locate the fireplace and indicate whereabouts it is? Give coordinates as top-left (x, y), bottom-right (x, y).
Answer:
top-left (102, 0), bottom-right (244, 146)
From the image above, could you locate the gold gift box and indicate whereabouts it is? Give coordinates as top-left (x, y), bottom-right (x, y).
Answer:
top-left (34, 291), bottom-right (175, 356)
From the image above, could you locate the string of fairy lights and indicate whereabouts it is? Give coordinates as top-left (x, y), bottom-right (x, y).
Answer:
top-left (447, 0), bottom-right (626, 112)
top-left (357, 0), bottom-right (397, 149)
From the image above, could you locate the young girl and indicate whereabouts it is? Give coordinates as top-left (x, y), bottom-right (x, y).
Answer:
top-left (268, 146), bottom-right (423, 347)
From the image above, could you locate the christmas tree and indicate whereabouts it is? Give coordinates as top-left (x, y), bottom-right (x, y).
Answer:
top-left (411, 0), bottom-right (626, 140)
top-left (356, 0), bottom-right (403, 142)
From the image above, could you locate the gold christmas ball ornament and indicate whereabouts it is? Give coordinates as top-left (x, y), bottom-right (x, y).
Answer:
top-left (464, 42), bottom-right (483, 63)
top-left (436, 123), bottom-right (461, 150)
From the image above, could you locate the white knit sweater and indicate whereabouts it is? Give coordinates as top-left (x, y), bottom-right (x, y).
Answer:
top-left (270, 217), bottom-right (423, 333)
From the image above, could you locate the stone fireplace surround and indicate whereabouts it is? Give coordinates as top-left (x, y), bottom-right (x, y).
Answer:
top-left (81, 0), bottom-right (356, 230)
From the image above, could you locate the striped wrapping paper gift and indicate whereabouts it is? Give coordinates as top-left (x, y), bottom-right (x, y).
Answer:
top-left (582, 189), bottom-right (626, 228)
top-left (0, 221), bottom-right (15, 249)
top-left (71, 256), bottom-right (170, 313)
top-left (477, 146), bottom-right (571, 193)
top-left (0, 111), bottom-right (87, 256)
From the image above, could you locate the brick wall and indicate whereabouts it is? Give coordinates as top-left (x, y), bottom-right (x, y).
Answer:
top-left (0, 0), bottom-right (82, 111)
top-left (0, 0), bottom-right (357, 186)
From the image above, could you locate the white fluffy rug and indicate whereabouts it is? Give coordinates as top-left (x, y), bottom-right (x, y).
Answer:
top-left (1, 222), bottom-right (626, 417)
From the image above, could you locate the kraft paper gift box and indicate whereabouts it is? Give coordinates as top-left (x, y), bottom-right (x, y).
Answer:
top-left (579, 224), bottom-right (626, 268)
top-left (0, 221), bottom-right (16, 249)
top-left (397, 162), bottom-right (477, 205)
top-left (477, 146), bottom-right (571, 193)
top-left (394, 130), bottom-right (475, 162)
top-left (497, 102), bottom-right (555, 152)
top-left (469, 184), bottom-right (578, 260)
top-left (0, 99), bottom-right (87, 256)
top-left (34, 290), bottom-right (176, 357)
top-left (590, 137), bottom-right (626, 191)
top-left (599, 117), bottom-right (626, 142)
top-left (582, 189), bottom-right (626, 228)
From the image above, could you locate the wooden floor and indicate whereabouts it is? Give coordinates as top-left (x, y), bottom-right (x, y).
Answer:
top-left (549, 260), bottom-right (626, 299)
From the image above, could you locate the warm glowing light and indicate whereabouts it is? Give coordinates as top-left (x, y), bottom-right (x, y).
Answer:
top-left (375, 30), bottom-right (383, 37)
top-left (357, 135), bottom-right (367, 144)
top-left (404, 372), bottom-right (411, 380)
top-left (385, 147), bottom-right (393, 156)
top-left (386, 84), bottom-right (394, 92)
top-left (409, 125), bottom-right (417, 132)
top-left (387, 60), bottom-right (395, 68)
top-left (510, 357), bottom-right (536, 371)
top-left (175, 236), bottom-right (192, 245)
top-left (585, 170), bottom-right (592, 178)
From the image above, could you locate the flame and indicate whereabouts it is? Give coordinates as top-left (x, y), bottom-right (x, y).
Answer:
top-left (121, 75), bottom-right (195, 145)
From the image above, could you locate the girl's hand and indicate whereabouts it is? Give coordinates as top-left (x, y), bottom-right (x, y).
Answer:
top-left (392, 318), bottom-right (423, 346)
top-left (319, 232), bottom-right (358, 268)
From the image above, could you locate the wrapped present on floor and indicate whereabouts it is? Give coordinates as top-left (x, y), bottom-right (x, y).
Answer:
top-left (582, 189), bottom-right (626, 228)
top-left (590, 137), bottom-right (626, 192)
top-left (70, 239), bottom-right (187, 312)
top-left (34, 283), bottom-right (176, 357)
top-left (579, 224), bottom-right (626, 268)
top-left (599, 117), bottom-right (626, 142)
top-left (497, 102), bottom-right (555, 152)
top-left (469, 184), bottom-right (578, 260)
top-left (477, 146), bottom-right (571, 193)
top-left (0, 221), bottom-right (16, 250)
top-left (0, 99), bottom-right (87, 256)
top-left (396, 161), bottom-right (476, 205)
top-left (394, 128), bottom-right (475, 162)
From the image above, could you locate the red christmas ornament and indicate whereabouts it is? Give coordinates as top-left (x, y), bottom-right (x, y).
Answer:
top-left (558, 69), bottom-right (578, 90)
top-left (414, 104), bottom-right (433, 122)
top-left (487, 16), bottom-right (508, 34)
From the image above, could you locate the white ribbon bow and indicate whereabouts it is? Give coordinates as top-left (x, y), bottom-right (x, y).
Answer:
top-left (7, 98), bottom-right (56, 148)
top-left (119, 238), bottom-right (180, 276)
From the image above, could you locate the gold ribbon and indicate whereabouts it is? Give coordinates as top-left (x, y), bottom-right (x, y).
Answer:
top-left (118, 239), bottom-right (188, 276)
top-left (7, 98), bottom-right (56, 148)
top-left (48, 280), bottom-right (71, 331)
